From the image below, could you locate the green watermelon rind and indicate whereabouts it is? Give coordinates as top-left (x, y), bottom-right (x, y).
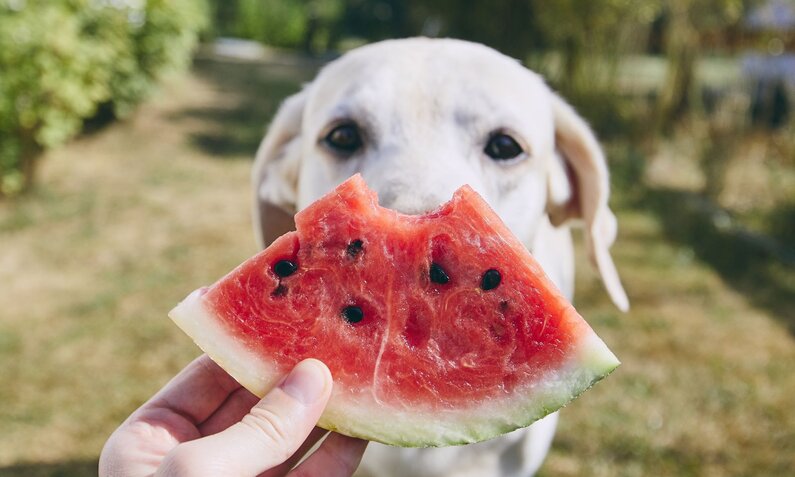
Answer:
top-left (169, 289), bottom-right (619, 447)
top-left (318, 329), bottom-right (619, 447)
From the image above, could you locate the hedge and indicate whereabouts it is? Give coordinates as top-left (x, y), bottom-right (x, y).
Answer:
top-left (0, 0), bottom-right (208, 196)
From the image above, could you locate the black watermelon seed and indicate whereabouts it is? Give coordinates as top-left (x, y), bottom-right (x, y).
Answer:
top-left (273, 259), bottom-right (298, 277)
top-left (346, 239), bottom-right (364, 257)
top-left (341, 305), bottom-right (364, 324)
top-left (429, 263), bottom-right (450, 284)
top-left (271, 284), bottom-right (287, 297)
top-left (481, 269), bottom-right (502, 290)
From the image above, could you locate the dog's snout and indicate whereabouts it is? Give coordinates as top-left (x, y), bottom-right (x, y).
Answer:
top-left (370, 176), bottom-right (468, 215)
top-left (361, 151), bottom-right (484, 216)
top-left (378, 188), bottom-right (448, 215)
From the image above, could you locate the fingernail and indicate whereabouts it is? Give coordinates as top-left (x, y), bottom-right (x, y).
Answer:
top-left (280, 359), bottom-right (329, 405)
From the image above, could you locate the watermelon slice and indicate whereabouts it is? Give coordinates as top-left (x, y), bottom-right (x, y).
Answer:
top-left (169, 174), bottom-right (619, 447)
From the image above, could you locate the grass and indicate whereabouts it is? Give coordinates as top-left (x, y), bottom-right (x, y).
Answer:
top-left (1, 54), bottom-right (793, 476)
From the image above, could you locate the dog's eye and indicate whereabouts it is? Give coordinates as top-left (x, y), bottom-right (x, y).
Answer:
top-left (484, 133), bottom-right (523, 161)
top-left (324, 123), bottom-right (362, 154)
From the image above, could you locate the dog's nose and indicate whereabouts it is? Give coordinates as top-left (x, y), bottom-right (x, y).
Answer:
top-left (377, 188), bottom-right (451, 215)
top-left (361, 164), bottom-right (480, 216)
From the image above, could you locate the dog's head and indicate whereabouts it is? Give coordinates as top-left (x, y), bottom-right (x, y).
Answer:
top-left (252, 38), bottom-right (628, 311)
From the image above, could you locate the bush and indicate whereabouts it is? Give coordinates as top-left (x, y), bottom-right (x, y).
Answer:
top-left (210, 0), bottom-right (343, 53)
top-left (233, 0), bottom-right (306, 49)
top-left (0, 0), bottom-right (208, 196)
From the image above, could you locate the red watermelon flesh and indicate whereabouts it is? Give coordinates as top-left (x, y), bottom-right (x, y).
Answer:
top-left (169, 174), bottom-right (619, 446)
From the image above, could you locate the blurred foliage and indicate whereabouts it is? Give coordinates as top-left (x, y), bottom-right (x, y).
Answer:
top-left (212, 0), bottom-right (343, 53)
top-left (208, 0), bottom-right (769, 128)
top-left (210, 0), bottom-right (661, 61)
top-left (206, 0), bottom-right (793, 251)
top-left (230, 0), bottom-right (307, 49)
top-left (0, 0), bottom-right (208, 196)
top-left (3, 0), bottom-right (790, 201)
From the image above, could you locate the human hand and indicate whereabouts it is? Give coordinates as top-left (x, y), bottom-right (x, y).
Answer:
top-left (99, 355), bottom-right (367, 476)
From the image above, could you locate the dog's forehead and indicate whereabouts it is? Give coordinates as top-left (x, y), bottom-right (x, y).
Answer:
top-left (305, 39), bottom-right (552, 133)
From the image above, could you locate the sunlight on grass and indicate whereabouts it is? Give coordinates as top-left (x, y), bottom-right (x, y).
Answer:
top-left (1, 56), bottom-right (792, 476)
top-left (542, 204), bottom-right (795, 476)
top-left (0, 59), bottom-right (313, 469)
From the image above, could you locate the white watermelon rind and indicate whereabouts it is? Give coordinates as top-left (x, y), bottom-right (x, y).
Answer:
top-left (169, 288), bottom-right (620, 447)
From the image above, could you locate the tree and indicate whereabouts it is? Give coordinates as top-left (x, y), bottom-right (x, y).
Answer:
top-left (655, 0), bottom-right (749, 130)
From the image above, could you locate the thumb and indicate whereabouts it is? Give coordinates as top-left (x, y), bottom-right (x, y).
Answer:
top-left (156, 359), bottom-right (333, 477)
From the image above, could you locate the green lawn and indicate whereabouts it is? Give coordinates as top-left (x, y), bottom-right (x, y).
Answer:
top-left (1, 55), bottom-right (793, 477)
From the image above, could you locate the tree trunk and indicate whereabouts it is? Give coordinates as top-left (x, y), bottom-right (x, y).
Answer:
top-left (561, 36), bottom-right (583, 94)
top-left (700, 126), bottom-right (732, 200)
top-left (19, 130), bottom-right (42, 193)
top-left (301, 4), bottom-right (319, 56)
top-left (656, 2), bottom-right (697, 132)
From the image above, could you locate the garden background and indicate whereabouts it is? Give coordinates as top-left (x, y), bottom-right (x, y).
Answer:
top-left (1, 0), bottom-right (793, 475)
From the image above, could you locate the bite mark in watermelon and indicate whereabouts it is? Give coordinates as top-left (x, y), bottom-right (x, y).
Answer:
top-left (169, 174), bottom-right (619, 447)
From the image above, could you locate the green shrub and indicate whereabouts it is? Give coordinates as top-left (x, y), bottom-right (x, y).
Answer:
top-left (0, 0), bottom-right (208, 196)
top-left (210, 0), bottom-right (343, 53)
top-left (234, 0), bottom-right (306, 49)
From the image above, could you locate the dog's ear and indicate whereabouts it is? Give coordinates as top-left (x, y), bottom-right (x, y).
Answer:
top-left (251, 89), bottom-right (308, 248)
top-left (546, 94), bottom-right (629, 311)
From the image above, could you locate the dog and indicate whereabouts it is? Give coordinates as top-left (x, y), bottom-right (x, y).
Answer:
top-left (251, 37), bottom-right (628, 477)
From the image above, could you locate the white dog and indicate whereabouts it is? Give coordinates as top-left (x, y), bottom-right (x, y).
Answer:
top-left (251, 37), bottom-right (628, 477)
